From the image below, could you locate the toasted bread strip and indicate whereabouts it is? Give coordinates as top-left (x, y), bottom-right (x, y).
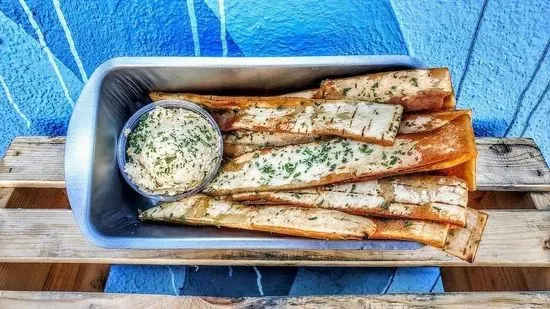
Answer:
top-left (437, 158), bottom-right (477, 191)
top-left (228, 175), bottom-right (468, 226)
top-left (150, 68), bottom-right (454, 112)
top-left (207, 115), bottom-right (476, 195)
top-left (150, 93), bottom-right (315, 110)
top-left (139, 195), bottom-right (377, 240)
top-left (201, 98), bottom-right (404, 145)
top-left (370, 218), bottom-right (450, 248)
top-left (222, 110), bottom-right (473, 158)
top-left (224, 131), bottom-right (321, 147)
top-left (280, 89), bottom-right (318, 98)
top-left (223, 144), bottom-right (264, 158)
top-left (443, 208), bottom-right (488, 262)
top-left (312, 68), bottom-right (455, 112)
top-left (399, 110), bottom-right (471, 134)
top-left (223, 132), bottom-right (321, 158)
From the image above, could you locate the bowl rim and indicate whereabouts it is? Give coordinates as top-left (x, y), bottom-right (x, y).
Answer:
top-left (116, 99), bottom-right (223, 203)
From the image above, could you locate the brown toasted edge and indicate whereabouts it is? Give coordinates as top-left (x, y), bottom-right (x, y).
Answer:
top-left (443, 208), bottom-right (488, 262)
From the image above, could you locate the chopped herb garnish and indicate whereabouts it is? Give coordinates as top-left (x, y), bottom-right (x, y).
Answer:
top-left (359, 144), bottom-right (373, 155)
top-left (342, 87), bottom-right (352, 95)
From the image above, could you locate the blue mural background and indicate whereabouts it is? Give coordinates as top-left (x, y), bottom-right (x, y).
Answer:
top-left (1, 0), bottom-right (549, 295)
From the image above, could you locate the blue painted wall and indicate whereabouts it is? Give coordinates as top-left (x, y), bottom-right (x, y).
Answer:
top-left (1, 0), bottom-right (548, 160)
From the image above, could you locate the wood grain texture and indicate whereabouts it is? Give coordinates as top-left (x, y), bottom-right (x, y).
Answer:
top-left (0, 137), bottom-right (65, 188)
top-left (528, 192), bottom-right (550, 210)
top-left (1, 137), bottom-right (549, 191)
top-left (5, 188), bottom-right (69, 209)
top-left (475, 138), bottom-right (550, 191)
top-left (442, 267), bottom-right (550, 292)
top-left (441, 191), bottom-right (550, 291)
top-left (0, 188), bottom-right (108, 293)
top-left (0, 188), bottom-right (13, 208)
top-left (0, 291), bottom-right (549, 308)
top-left (0, 264), bottom-right (109, 292)
top-left (0, 209), bottom-right (548, 267)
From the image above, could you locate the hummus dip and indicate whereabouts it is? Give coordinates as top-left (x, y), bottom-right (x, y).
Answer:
top-left (124, 107), bottom-right (220, 195)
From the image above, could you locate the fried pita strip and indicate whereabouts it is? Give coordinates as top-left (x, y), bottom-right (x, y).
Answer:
top-left (443, 208), bottom-right (488, 262)
top-left (223, 131), bottom-right (321, 158)
top-left (437, 158), bottom-right (477, 191)
top-left (139, 194), bottom-right (377, 240)
top-left (371, 218), bottom-right (450, 248)
top-left (312, 68), bottom-right (455, 112)
top-left (399, 110), bottom-right (471, 134)
top-left (224, 144), bottom-right (264, 159)
top-left (153, 94), bottom-right (403, 144)
top-left (149, 93), bottom-right (352, 110)
top-left (228, 175), bottom-right (468, 226)
top-left (224, 131), bottom-right (321, 147)
top-left (207, 115), bottom-right (476, 195)
top-left (222, 110), bottom-right (473, 157)
top-left (280, 89), bottom-right (317, 98)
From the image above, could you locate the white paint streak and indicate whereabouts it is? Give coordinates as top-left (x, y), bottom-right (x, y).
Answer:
top-left (168, 266), bottom-right (178, 295)
top-left (185, 0), bottom-right (201, 56)
top-left (52, 0), bottom-right (88, 82)
top-left (228, 266), bottom-right (233, 278)
top-left (217, 0), bottom-right (228, 56)
top-left (0, 76), bottom-right (32, 128)
top-left (253, 266), bottom-right (264, 296)
top-left (18, 0), bottom-right (74, 108)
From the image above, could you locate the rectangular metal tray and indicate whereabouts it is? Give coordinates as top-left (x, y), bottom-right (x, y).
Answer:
top-left (65, 56), bottom-right (425, 249)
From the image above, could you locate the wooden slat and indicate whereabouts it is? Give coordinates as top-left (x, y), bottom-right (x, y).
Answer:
top-left (0, 291), bottom-right (549, 308)
top-left (442, 190), bottom-right (550, 290)
top-left (0, 209), bottom-right (548, 267)
top-left (1, 137), bottom-right (549, 190)
top-left (476, 138), bottom-right (550, 191)
top-left (0, 188), bottom-right (109, 293)
top-left (0, 137), bottom-right (65, 188)
top-left (0, 188), bottom-right (14, 208)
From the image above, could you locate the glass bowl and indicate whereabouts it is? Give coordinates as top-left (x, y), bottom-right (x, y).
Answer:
top-left (116, 99), bottom-right (223, 203)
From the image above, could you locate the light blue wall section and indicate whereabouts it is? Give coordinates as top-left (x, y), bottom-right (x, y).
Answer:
top-left (392, 0), bottom-right (550, 159)
top-left (202, 0), bottom-right (407, 56)
top-left (0, 11), bottom-right (82, 151)
top-left (0, 0), bottom-right (548, 156)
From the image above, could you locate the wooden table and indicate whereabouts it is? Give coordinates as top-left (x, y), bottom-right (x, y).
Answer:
top-left (0, 136), bottom-right (549, 308)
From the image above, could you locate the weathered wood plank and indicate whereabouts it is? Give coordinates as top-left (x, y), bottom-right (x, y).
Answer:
top-left (0, 291), bottom-right (549, 308)
top-left (1, 137), bottom-right (549, 191)
top-left (475, 138), bottom-right (550, 191)
top-left (528, 192), bottom-right (550, 210)
top-left (0, 188), bottom-right (109, 293)
top-left (0, 188), bottom-right (13, 208)
top-left (0, 137), bottom-right (65, 188)
top-left (0, 209), bottom-right (548, 267)
top-left (441, 191), bottom-right (550, 291)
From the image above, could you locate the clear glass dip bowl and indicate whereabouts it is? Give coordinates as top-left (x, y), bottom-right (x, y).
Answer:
top-left (117, 100), bottom-right (223, 202)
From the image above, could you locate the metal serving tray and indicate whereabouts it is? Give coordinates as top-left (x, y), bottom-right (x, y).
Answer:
top-left (65, 56), bottom-right (425, 249)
